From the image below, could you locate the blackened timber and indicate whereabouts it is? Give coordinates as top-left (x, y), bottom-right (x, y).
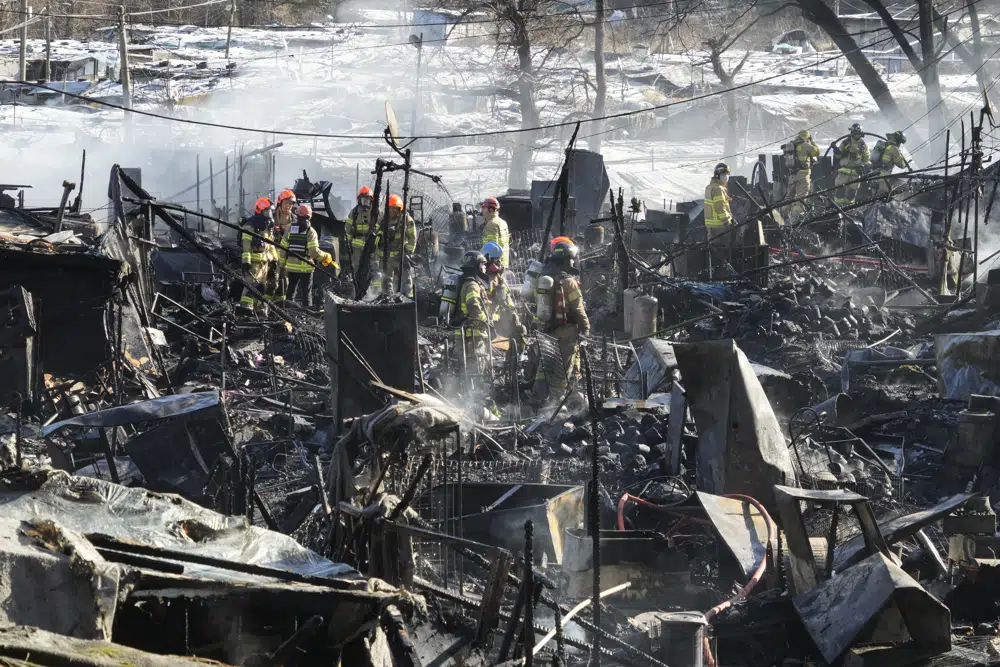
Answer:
top-left (86, 534), bottom-right (360, 590)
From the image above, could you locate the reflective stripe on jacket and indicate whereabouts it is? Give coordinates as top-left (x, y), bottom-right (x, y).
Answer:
top-left (345, 205), bottom-right (380, 249)
top-left (282, 222), bottom-right (319, 273)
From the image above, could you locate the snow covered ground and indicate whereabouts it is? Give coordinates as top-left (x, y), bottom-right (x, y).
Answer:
top-left (0, 14), bottom-right (996, 213)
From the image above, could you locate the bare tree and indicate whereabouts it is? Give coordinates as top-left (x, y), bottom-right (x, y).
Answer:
top-left (795, 0), bottom-right (908, 129)
top-left (589, 0), bottom-right (606, 153)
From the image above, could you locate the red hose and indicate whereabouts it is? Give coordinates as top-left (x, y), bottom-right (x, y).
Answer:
top-left (616, 491), bottom-right (776, 667)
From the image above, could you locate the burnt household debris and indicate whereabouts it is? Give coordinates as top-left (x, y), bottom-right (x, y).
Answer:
top-left (7, 119), bottom-right (1000, 667)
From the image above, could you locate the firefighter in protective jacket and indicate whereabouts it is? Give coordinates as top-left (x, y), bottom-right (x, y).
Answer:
top-left (480, 197), bottom-right (510, 268)
top-left (452, 250), bottom-right (491, 368)
top-left (785, 130), bottom-right (820, 223)
top-left (375, 194), bottom-right (416, 296)
top-left (345, 186), bottom-right (380, 275)
top-left (237, 197), bottom-right (277, 313)
top-left (872, 131), bottom-right (908, 197)
top-left (833, 123), bottom-right (870, 207)
top-left (533, 241), bottom-right (589, 400)
top-left (280, 203), bottom-right (337, 308)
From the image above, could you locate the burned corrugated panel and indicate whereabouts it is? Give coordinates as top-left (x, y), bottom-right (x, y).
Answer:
top-left (324, 293), bottom-right (418, 425)
top-left (0, 286), bottom-right (40, 405)
top-left (0, 245), bottom-right (122, 376)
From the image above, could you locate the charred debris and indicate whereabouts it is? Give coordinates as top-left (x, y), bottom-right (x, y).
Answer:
top-left (4, 128), bottom-right (1000, 667)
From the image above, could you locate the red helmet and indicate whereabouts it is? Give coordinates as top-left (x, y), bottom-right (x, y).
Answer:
top-left (550, 235), bottom-right (575, 250)
top-left (388, 194), bottom-right (404, 210)
top-left (358, 186), bottom-right (373, 199)
top-left (481, 197), bottom-right (500, 210)
top-left (277, 189), bottom-right (296, 205)
top-left (254, 197), bottom-right (273, 214)
top-left (296, 203), bottom-right (312, 218)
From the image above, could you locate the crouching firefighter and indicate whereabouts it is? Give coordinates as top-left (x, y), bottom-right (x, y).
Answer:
top-left (532, 241), bottom-right (590, 401)
top-left (280, 203), bottom-right (337, 308)
top-left (236, 197), bottom-right (277, 314)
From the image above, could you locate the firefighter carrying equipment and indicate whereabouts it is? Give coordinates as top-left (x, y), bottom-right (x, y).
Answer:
top-left (704, 175), bottom-right (733, 228)
top-left (834, 133), bottom-right (871, 206)
top-left (785, 133), bottom-right (820, 173)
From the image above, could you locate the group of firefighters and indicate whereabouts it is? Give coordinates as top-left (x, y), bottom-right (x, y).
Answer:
top-left (441, 196), bottom-right (589, 401)
top-left (233, 189), bottom-right (336, 313)
top-left (704, 123), bottom-right (909, 245)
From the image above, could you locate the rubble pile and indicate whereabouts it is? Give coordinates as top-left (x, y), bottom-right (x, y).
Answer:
top-left (6, 151), bottom-right (1000, 667)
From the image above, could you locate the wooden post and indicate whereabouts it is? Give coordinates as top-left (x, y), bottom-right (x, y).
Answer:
top-left (18, 0), bottom-right (27, 81)
top-left (117, 6), bottom-right (132, 135)
top-left (225, 0), bottom-right (235, 61)
top-left (44, 3), bottom-right (51, 81)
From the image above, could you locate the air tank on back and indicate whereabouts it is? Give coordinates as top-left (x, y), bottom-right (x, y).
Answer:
top-left (632, 294), bottom-right (658, 339)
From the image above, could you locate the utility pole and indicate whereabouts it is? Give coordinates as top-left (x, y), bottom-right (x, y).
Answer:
top-left (225, 0), bottom-right (235, 61)
top-left (117, 6), bottom-right (132, 134)
top-left (44, 2), bottom-right (51, 82)
top-left (18, 0), bottom-right (28, 81)
top-left (408, 33), bottom-right (423, 141)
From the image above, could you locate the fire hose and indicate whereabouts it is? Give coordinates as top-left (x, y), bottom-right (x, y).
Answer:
top-left (617, 492), bottom-right (776, 667)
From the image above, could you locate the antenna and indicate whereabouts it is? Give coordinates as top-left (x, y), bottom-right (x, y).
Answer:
top-left (385, 101), bottom-right (401, 150)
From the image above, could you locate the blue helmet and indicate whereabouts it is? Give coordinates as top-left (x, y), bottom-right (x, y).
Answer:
top-left (481, 241), bottom-right (503, 262)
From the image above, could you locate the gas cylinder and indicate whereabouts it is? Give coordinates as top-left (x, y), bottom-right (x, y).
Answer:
top-left (585, 225), bottom-right (605, 248)
top-left (521, 259), bottom-right (544, 302)
top-left (623, 287), bottom-right (640, 334)
top-left (535, 274), bottom-right (555, 329)
top-left (632, 294), bottom-right (659, 339)
top-left (440, 272), bottom-right (460, 323)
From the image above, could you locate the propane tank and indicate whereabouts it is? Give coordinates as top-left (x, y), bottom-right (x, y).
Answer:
top-left (632, 294), bottom-right (659, 339)
top-left (521, 259), bottom-right (545, 302)
top-left (623, 287), bottom-right (640, 333)
top-left (535, 274), bottom-right (555, 329)
top-left (585, 225), bottom-right (605, 248)
top-left (440, 273), bottom-right (461, 323)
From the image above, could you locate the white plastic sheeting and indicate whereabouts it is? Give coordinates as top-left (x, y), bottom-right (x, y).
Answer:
top-left (0, 470), bottom-right (358, 583)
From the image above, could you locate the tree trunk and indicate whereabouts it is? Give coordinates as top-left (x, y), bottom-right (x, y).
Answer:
top-left (509, 24), bottom-right (538, 190)
top-left (589, 0), bottom-right (606, 153)
top-left (796, 0), bottom-right (908, 129)
top-left (917, 0), bottom-right (945, 158)
top-left (722, 76), bottom-right (739, 158)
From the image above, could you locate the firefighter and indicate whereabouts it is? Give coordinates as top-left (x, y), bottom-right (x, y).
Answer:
top-left (236, 197), bottom-right (277, 314)
top-left (480, 196), bottom-right (510, 268)
top-left (269, 189), bottom-right (297, 301)
top-left (376, 194), bottom-right (416, 296)
top-left (482, 241), bottom-right (524, 346)
top-left (345, 186), bottom-right (379, 275)
top-left (833, 123), bottom-right (870, 207)
top-left (704, 162), bottom-right (736, 271)
top-left (452, 250), bottom-right (492, 371)
top-left (533, 241), bottom-right (590, 401)
top-left (872, 131), bottom-right (908, 197)
top-left (280, 203), bottom-right (337, 308)
top-left (786, 129), bottom-right (820, 223)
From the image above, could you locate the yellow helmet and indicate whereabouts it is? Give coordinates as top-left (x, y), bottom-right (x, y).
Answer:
top-left (798, 129), bottom-right (811, 141)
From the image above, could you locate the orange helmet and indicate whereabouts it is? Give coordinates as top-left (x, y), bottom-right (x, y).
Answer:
top-left (388, 194), bottom-right (404, 210)
top-left (296, 203), bottom-right (312, 218)
top-left (254, 197), bottom-right (273, 215)
top-left (358, 186), bottom-right (373, 199)
top-left (550, 235), bottom-right (575, 250)
top-left (277, 189), bottom-right (296, 205)
top-left (481, 197), bottom-right (500, 210)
